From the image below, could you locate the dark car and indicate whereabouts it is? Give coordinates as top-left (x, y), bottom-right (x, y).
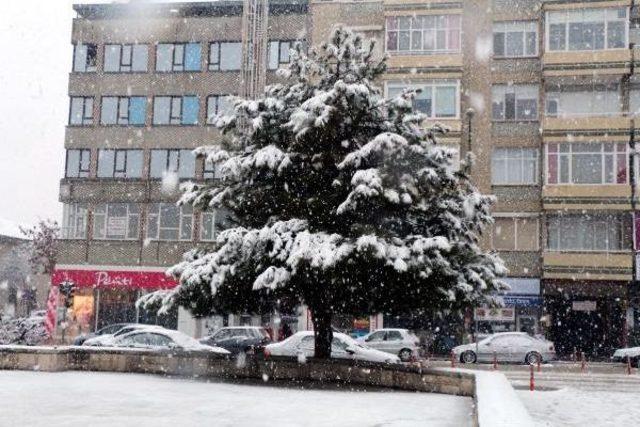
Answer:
top-left (73, 323), bottom-right (132, 346)
top-left (199, 327), bottom-right (271, 354)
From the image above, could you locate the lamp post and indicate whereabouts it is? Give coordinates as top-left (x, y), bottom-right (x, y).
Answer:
top-left (630, 119), bottom-right (638, 347)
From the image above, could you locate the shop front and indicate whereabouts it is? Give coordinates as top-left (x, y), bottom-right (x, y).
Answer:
top-left (49, 265), bottom-right (178, 341)
top-left (474, 278), bottom-right (542, 338)
top-left (543, 279), bottom-right (627, 358)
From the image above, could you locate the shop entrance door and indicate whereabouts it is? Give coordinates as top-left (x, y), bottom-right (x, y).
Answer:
top-left (96, 289), bottom-right (138, 330)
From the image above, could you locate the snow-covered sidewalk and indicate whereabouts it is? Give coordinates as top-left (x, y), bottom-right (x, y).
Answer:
top-left (0, 371), bottom-right (474, 426)
top-left (518, 388), bottom-right (640, 426)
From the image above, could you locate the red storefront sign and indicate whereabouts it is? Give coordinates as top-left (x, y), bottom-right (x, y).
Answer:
top-left (51, 267), bottom-right (178, 290)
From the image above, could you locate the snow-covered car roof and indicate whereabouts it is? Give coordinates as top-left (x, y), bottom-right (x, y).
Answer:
top-left (116, 329), bottom-right (229, 354)
top-left (216, 326), bottom-right (267, 330)
top-left (613, 347), bottom-right (640, 358)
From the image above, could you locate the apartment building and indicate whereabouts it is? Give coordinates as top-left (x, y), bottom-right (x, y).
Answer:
top-left (55, 0), bottom-right (640, 355)
top-left (53, 0), bottom-right (309, 338)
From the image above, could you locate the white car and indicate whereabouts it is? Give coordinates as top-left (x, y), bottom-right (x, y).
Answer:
top-left (452, 332), bottom-right (556, 365)
top-left (265, 331), bottom-right (400, 364)
top-left (111, 329), bottom-right (229, 354)
top-left (83, 324), bottom-right (166, 347)
top-left (357, 328), bottom-right (420, 362)
top-left (612, 346), bottom-right (640, 367)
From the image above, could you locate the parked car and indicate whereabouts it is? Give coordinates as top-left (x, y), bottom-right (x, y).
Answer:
top-left (357, 328), bottom-right (420, 362)
top-left (199, 326), bottom-right (272, 354)
top-left (73, 323), bottom-right (131, 346)
top-left (111, 329), bottom-right (229, 354)
top-left (83, 324), bottom-right (166, 347)
top-left (265, 331), bottom-right (400, 364)
top-left (453, 332), bottom-right (556, 365)
top-left (612, 346), bottom-right (640, 367)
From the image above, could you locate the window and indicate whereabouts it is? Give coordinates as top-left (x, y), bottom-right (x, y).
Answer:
top-left (366, 331), bottom-right (386, 342)
top-left (97, 149), bottom-right (143, 179)
top-left (630, 89), bottom-right (640, 114)
top-left (492, 85), bottom-right (538, 121)
top-left (61, 204), bottom-right (87, 239)
top-left (101, 96), bottom-right (147, 125)
top-left (73, 43), bottom-right (97, 72)
top-left (153, 96), bottom-right (199, 125)
top-left (93, 203), bottom-right (140, 240)
top-left (546, 8), bottom-right (628, 52)
top-left (208, 42), bottom-right (242, 71)
top-left (492, 148), bottom-right (538, 185)
top-left (104, 44), bottom-right (148, 72)
top-left (386, 15), bottom-right (461, 54)
top-left (150, 149), bottom-right (195, 179)
top-left (493, 216), bottom-right (539, 251)
top-left (203, 159), bottom-right (223, 179)
top-left (493, 21), bottom-right (538, 58)
top-left (546, 142), bottom-right (627, 185)
top-left (547, 214), bottom-right (631, 252)
top-left (156, 43), bottom-right (201, 71)
top-left (200, 208), bottom-right (232, 241)
top-left (65, 149), bottom-right (91, 178)
top-left (546, 86), bottom-right (621, 117)
top-left (268, 41), bottom-right (294, 70)
top-left (69, 97), bottom-right (94, 125)
top-left (206, 95), bottom-right (232, 124)
top-left (387, 81), bottom-right (459, 118)
top-left (147, 204), bottom-right (193, 241)
top-left (387, 331), bottom-right (403, 341)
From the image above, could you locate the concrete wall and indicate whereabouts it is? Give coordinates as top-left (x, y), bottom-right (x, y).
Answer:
top-left (0, 346), bottom-right (475, 396)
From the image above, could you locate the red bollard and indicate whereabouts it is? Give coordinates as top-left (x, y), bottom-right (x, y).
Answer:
top-left (493, 351), bottom-right (498, 370)
top-left (627, 356), bottom-right (632, 375)
top-left (581, 352), bottom-right (586, 373)
top-left (451, 350), bottom-right (456, 368)
top-left (529, 363), bottom-right (535, 391)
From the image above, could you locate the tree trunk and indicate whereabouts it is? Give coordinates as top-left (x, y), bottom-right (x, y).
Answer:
top-left (311, 309), bottom-right (333, 359)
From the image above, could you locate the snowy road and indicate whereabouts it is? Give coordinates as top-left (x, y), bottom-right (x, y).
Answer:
top-left (518, 388), bottom-right (640, 427)
top-left (0, 371), bottom-right (474, 427)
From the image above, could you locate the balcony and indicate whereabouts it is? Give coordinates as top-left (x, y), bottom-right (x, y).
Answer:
top-left (543, 49), bottom-right (632, 77)
top-left (543, 251), bottom-right (632, 281)
top-left (542, 184), bottom-right (632, 210)
top-left (542, 114), bottom-right (632, 134)
top-left (386, 54), bottom-right (463, 74)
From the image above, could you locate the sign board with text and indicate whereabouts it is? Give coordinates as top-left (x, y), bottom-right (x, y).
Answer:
top-left (52, 268), bottom-right (177, 290)
top-left (474, 307), bottom-right (515, 322)
top-left (572, 301), bottom-right (597, 312)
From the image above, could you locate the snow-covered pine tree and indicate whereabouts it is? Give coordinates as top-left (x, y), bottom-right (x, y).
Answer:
top-left (150, 28), bottom-right (507, 358)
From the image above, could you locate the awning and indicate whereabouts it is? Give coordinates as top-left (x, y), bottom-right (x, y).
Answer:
top-left (51, 265), bottom-right (178, 290)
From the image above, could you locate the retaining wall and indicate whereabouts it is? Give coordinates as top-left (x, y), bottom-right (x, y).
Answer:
top-left (0, 346), bottom-right (533, 426)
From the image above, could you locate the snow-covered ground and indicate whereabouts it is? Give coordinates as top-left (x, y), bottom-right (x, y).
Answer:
top-left (0, 371), bottom-right (474, 427)
top-left (519, 388), bottom-right (640, 426)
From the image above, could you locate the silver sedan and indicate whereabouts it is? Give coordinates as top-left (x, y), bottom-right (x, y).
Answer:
top-left (452, 332), bottom-right (556, 365)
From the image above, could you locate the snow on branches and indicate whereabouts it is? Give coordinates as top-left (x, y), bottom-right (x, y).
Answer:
top-left (156, 28), bottom-right (507, 351)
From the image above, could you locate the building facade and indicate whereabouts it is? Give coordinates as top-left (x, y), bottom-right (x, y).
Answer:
top-left (56, 0), bottom-right (640, 355)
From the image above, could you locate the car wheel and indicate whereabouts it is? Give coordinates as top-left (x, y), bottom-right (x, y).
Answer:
top-left (398, 349), bottom-right (412, 362)
top-left (461, 350), bottom-right (476, 364)
top-left (525, 352), bottom-right (541, 365)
